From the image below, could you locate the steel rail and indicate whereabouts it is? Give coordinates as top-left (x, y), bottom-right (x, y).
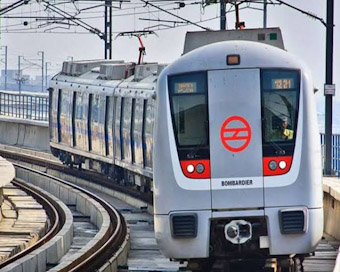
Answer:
top-left (0, 177), bottom-right (63, 269)
top-left (0, 148), bottom-right (153, 204)
top-left (8, 159), bottom-right (128, 271)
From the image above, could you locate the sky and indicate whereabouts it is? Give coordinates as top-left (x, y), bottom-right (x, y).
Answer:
top-left (0, 0), bottom-right (339, 131)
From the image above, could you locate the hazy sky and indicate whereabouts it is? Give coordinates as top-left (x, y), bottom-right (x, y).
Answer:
top-left (0, 0), bottom-right (339, 111)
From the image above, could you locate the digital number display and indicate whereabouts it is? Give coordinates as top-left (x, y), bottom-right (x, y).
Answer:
top-left (271, 78), bottom-right (294, 89)
top-left (174, 82), bottom-right (197, 94)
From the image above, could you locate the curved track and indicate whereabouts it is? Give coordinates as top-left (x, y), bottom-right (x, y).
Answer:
top-left (0, 178), bottom-right (61, 269)
top-left (0, 152), bottom-right (128, 272)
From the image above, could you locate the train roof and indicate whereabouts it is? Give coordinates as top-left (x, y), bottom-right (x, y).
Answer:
top-left (163, 40), bottom-right (308, 77)
top-left (183, 27), bottom-right (285, 54)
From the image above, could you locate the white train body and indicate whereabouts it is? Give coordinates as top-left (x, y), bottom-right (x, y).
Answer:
top-left (153, 40), bottom-right (323, 260)
top-left (48, 29), bottom-right (323, 264)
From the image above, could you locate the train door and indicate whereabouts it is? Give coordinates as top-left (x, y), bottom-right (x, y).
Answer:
top-left (208, 69), bottom-right (264, 210)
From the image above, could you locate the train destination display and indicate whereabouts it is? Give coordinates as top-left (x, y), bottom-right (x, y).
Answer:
top-left (174, 82), bottom-right (197, 93)
top-left (271, 78), bottom-right (295, 89)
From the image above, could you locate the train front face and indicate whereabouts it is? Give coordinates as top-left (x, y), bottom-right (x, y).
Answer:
top-left (153, 41), bottom-right (323, 260)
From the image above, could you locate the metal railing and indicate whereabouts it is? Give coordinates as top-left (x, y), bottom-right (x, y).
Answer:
top-left (0, 91), bottom-right (48, 121)
top-left (321, 133), bottom-right (340, 177)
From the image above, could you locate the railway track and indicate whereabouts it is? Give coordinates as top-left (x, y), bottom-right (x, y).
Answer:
top-left (0, 146), bottom-right (338, 272)
top-left (0, 151), bottom-right (129, 272)
top-left (0, 178), bottom-right (61, 269)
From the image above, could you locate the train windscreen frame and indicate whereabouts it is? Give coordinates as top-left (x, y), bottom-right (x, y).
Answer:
top-left (168, 71), bottom-right (210, 161)
top-left (260, 69), bottom-right (300, 157)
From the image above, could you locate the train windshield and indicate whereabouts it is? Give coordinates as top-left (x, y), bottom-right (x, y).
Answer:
top-left (261, 69), bottom-right (300, 156)
top-left (168, 72), bottom-right (209, 159)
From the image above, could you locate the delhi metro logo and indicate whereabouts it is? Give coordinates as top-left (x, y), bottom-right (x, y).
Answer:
top-left (220, 116), bottom-right (252, 153)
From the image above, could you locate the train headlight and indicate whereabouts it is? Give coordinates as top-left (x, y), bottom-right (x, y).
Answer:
top-left (268, 160), bottom-right (277, 170)
top-left (196, 164), bottom-right (205, 173)
top-left (187, 164), bottom-right (195, 173)
top-left (226, 225), bottom-right (238, 239)
top-left (279, 160), bottom-right (287, 169)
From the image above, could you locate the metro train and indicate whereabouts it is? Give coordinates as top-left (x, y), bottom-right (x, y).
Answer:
top-left (49, 29), bottom-right (323, 271)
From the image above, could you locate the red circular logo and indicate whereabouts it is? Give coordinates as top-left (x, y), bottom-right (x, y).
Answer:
top-left (220, 116), bottom-right (252, 152)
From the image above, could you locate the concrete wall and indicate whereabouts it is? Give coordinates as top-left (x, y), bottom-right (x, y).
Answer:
top-left (0, 117), bottom-right (49, 151)
top-left (323, 177), bottom-right (340, 240)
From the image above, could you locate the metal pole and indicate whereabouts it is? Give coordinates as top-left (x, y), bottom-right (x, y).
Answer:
top-left (18, 56), bottom-right (21, 93)
top-left (104, 3), bottom-right (108, 59)
top-left (263, 0), bottom-right (267, 28)
top-left (4, 46), bottom-right (8, 90)
top-left (45, 62), bottom-right (48, 90)
top-left (220, 0), bottom-right (226, 30)
top-left (325, 0), bottom-right (334, 175)
top-left (104, 0), bottom-right (113, 59)
top-left (42, 52), bottom-right (44, 91)
top-left (38, 51), bottom-right (44, 92)
top-left (109, 1), bottom-right (112, 59)
top-left (235, 4), bottom-right (240, 29)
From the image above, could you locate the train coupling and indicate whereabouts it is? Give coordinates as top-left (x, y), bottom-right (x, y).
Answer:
top-left (224, 219), bottom-right (252, 244)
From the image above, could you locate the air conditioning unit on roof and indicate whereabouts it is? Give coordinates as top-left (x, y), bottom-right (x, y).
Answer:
top-left (134, 63), bottom-right (165, 81)
top-left (99, 63), bottom-right (135, 80)
top-left (61, 62), bottom-right (69, 74)
top-left (61, 60), bottom-right (124, 76)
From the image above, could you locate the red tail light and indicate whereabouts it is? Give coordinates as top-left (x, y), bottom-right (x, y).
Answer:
top-left (180, 160), bottom-right (211, 179)
top-left (263, 156), bottom-right (292, 176)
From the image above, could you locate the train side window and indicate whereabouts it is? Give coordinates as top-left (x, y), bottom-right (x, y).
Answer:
top-left (143, 99), bottom-right (154, 168)
top-left (261, 69), bottom-right (300, 156)
top-left (115, 96), bottom-right (122, 160)
top-left (105, 96), bottom-right (114, 156)
top-left (144, 100), bottom-right (154, 135)
top-left (122, 98), bottom-right (132, 130)
top-left (75, 92), bottom-right (83, 120)
top-left (61, 90), bottom-right (69, 114)
top-left (134, 99), bottom-right (144, 133)
top-left (99, 95), bottom-right (106, 125)
top-left (91, 94), bottom-right (100, 123)
top-left (121, 97), bottom-right (132, 161)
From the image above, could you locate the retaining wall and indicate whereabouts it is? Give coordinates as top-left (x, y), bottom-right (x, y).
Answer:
top-left (323, 177), bottom-right (340, 240)
top-left (0, 117), bottom-right (49, 151)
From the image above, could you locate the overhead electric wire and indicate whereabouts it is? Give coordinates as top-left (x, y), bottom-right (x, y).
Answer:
top-left (274, 0), bottom-right (326, 27)
top-left (139, 0), bottom-right (210, 30)
top-left (0, 0), bottom-right (216, 38)
top-left (1, 13), bottom-right (219, 33)
top-left (2, 3), bottom-right (201, 23)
